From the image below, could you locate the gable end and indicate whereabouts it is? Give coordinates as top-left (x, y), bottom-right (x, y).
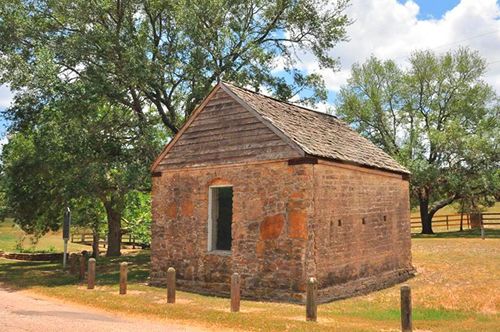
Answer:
top-left (152, 84), bottom-right (303, 172)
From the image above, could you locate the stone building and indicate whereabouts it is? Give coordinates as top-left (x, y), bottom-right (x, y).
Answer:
top-left (150, 82), bottom-right (414, 303)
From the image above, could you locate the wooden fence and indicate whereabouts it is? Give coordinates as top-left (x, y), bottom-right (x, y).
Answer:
top-left (411, 212), bottom-right (500, 233)
top-left (70, 233), bottom-right (140, 249)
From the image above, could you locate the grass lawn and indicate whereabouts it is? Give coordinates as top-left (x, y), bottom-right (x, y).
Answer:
top-left (412, 228), bottom-right (500, 239)
top-left (410, 201), bottom-right (500, 218)
top-left (0, 236), bottom-right (498, 331)
top-left (0, 220), bottom-right (90, 253)
top-left (410, 202), bottom-right (500, 234)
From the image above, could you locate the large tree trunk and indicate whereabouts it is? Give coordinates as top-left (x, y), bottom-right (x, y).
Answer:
top-left (419, 195), bottom-right (434, 234)
top-left (458, 200), bottom-right (464, 232)
top-left (91, 229), bottom-right (100, 258)
top-left (103, 197), bottom-right (124, 257)
top-left (418, 187), bottom-right (458, 235)
top-left (420, 201), bottom-right (434, 234)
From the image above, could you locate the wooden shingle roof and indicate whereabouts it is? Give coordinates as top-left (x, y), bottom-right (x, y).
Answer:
top-left (221, 82), bottom-right (410, 175)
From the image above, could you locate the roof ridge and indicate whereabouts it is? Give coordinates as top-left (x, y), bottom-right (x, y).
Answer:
top-left (221, 81), bottom-right (409, 175)
top-left (221, 81), bottom-right (339, 120)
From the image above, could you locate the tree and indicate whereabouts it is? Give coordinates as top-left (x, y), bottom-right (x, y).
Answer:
top-left (70, 197), bottom-right (106, 257)
top-left (336, 48), bottom-right (500, 234)
top-left (0, 0), bottom-right (351, 254)
top-left (122, 191), bottom-right (153, 247)
top-left (0, 99), bottom-right (164, 255)
top-left (0, 0), bottom-right (351, 133)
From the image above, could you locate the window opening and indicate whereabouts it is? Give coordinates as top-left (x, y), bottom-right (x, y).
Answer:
top-left (208, 186), bottom-right (233, 251)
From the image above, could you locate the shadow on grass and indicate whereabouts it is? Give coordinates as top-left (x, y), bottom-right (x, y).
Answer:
top-left (412, 228), bottom-right (500, 239)
top-left (0, 250), bottom-right (151, 291)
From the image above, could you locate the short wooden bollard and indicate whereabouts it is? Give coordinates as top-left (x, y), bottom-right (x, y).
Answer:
top-left (69, 253), bottom-right (79, 275)
top-left (306, 277), bottom-right (317, 322)
top-left (167, 267), bottom-right (176, 303)
top-left (230, 273), bottom-right (241, 312)
top-left (119, 262), bottom-right (127, 295)
top-left (79, 254), bottom-right (86, 281)
top-left (87, 258), bottom-right (96, 289)
top-left (400, 285), bottom-right (412, 332)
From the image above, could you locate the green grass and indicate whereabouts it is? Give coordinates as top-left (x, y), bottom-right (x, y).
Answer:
top-left (0, 238), bottom-right (498, 331)
top-left (412, 228), bottom-right (500, 239)
top-left (410, 202), bottom-right (500, 234)
top-left (0, 220), bottom-right (90, 253)
top-left (410, 201), bottom-right (500, 217)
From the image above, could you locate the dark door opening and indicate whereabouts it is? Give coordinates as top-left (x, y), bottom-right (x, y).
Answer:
top-left (212, 187), bottom-right (233, 251)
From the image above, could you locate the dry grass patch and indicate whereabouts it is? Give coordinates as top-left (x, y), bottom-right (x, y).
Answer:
top-left (0, 237), bottom-right (498, 331)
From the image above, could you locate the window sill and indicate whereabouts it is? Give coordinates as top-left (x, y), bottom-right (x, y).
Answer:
top-left (207, 250), bottom-right (232, 256)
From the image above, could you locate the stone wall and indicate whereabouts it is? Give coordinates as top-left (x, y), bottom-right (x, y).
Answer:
top-left (150, 159), bottom-right (413, 303)
top-left (150, 160), bottom-right (315, 302)
top-left (311, 161), bottom-right (414, 301)
top-left (0, 252), bottom-right (64, 261)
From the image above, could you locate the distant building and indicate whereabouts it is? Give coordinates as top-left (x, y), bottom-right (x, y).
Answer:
top-left (150, 82), bottom-right (414, 303)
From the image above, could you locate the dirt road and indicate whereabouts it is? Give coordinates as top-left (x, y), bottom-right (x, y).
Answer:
top-left (0, 287), bottom-right (205, 332)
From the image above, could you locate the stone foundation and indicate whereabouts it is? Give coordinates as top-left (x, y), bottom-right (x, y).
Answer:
top-left (150, 266), bottom-right (415, 304)
top-left (317, 267), bottom-right (415, 303)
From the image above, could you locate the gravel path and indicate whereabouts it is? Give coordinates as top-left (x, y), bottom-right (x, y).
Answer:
top-left (0, 287), bottom-right (205, 332)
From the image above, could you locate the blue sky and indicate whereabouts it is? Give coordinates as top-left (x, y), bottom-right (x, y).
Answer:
top-left (403, 0), bottom-right (462, 19)
top-left (1, 0), bottom-right (500, 137)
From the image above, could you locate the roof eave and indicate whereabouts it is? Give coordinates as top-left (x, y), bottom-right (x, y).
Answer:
top-left (310, 154), bottom-right (411, 178)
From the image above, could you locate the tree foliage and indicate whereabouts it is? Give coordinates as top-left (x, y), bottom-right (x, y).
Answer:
top-left (0, 0), bottom-right (350, 133)
top-left (336, 48), bottom-right (500, 233)
top-left (0, 0), bottom-right (351, 254)
top-left (0, 98), bottom-right (163, 255)
top-left (122, 191), bottom-right (152, 246)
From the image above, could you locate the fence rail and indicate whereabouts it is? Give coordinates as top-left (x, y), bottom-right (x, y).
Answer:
top-left (70, 233), bottom-right (140, 249)
top-left (411, 212), bottom-right (500, 232)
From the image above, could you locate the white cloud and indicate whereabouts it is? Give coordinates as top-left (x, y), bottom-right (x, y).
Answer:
top-left (0, 84), bottom-right (13, 108)
top-left (0, 136), bottom-right (8, 155)
top-left (294, 0), bottom-right (500, 94)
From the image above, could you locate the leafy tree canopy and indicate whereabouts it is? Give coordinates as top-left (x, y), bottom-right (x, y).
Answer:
top-left (0, 0), bottom-right (351, 133)
top-left (0, 95), bottom-right (164, 255)
top-left (0, 0), bottom-right (351, 254)
top-left (336, 48), bottom-right (500, 234)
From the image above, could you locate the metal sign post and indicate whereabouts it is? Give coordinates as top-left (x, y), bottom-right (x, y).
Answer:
top-left (63, 207), bottom-right (71, 269)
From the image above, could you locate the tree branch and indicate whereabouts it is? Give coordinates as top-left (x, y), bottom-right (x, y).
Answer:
top-left (429, 194), bottom-right (459, 217)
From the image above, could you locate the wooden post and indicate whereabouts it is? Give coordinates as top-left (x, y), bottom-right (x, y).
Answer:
top-left (400, 285), bottom-right (412, 332)
top-left (446, 215), bottom-right (449, 230)
top-left (167, 267), bottom-right (176, 303)
top-left (79, 254), bottom-right (86, 281)
top-left (480, 216), bottom-right (485, 240)
top-left (87, 258), bottom-right (96, 289)
top-left (306, 277), bottom-right (317, 322)
top-left (119, 262), bottom-right (127, 295)
top-left (69, 253), bottom-right (78, 275)
top-left (231, 273), bottom-right (241, 312)
top-left (466, 213), bottom-right (470, 229)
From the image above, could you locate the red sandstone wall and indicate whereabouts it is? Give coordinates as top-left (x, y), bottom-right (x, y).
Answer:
top-left (151, 161), bottom-right (314, 301)
top-left (151, 159), bottom-right (413, 302)
top-left (312, 161), bottom-right (413, 291)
